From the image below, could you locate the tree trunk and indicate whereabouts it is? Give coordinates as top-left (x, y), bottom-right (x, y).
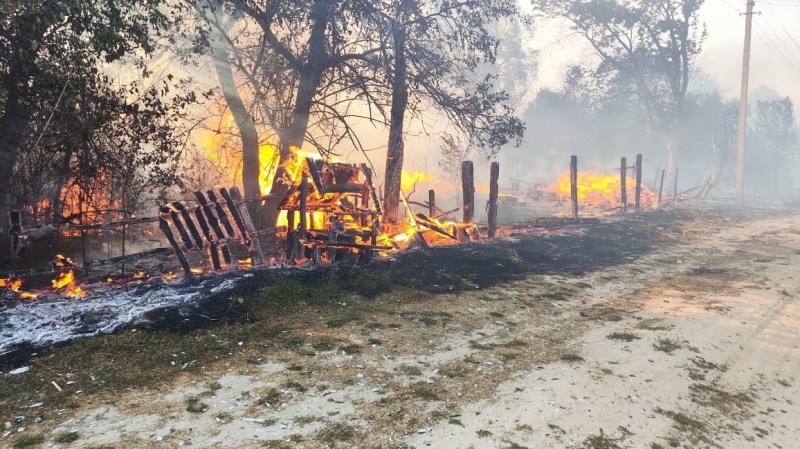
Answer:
top-left (0, 87), bottom-right (34, 210)
top-left (383, 21), bottom-right (407, 224)
top-left (211, 31), bottom-right (265, 227)
top-left (260, 0), bottom-right (330, 230)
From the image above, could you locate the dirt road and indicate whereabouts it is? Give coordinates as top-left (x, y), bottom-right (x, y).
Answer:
top-left (6, 206), bottom-right (800, 448)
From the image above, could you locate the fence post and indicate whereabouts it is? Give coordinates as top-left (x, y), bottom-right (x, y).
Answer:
top-left (488, 162), bottom-right (499, 238)
top-left (620, 157), bottom-right (627, 214)
top-left (570, 156), bottom-right (578, 219)
top-left (634, 154), bottom-right (642, 213)
top-left (462, 161), bottom-right (474, 224)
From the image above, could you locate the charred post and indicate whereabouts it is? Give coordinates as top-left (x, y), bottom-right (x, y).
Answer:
top-left (570, 156), bottom-right (578, 219)
top-left (658, 169), bottom-right (666, 207)
top-left (158, 217), bottom-right (192, 277)
top-left (634, 154), bottom-right (642, 213)
top-left (195, 191), bottom-right (232, 267)
top-left (173, 202), bottom-right (204, 249)
top-left (428, 189), bottom-right (436, 218)
top-left (191, 202), bottom-right (222, 271)
top-left (207, 190), bottom-right (236, 238)
top-left (488, 162), bottom-right (499, 238)
top-left (620, 157), bottom-right (628, 214)
top-left (462, 160), bottom-right (474, 224)
top-left (673, 168), bottom-right (680, 202)
top-left (163, 206), bottom-right (194, 250)
top-left (299, 173), bottom-right (308, 241)
top-left (229, 187), bottom-right (265, 266)
top-left (8, 210), bottom-right (22, 258)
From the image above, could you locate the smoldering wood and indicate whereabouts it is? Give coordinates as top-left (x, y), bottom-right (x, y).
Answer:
top-left (158, 217), bottom-right (192, 277)
top-left (0, 247), bottom-right (173, 278)
top-left (318, 183), bottom-right (366, 194)
top-left (173, 202), bottom-right (204, 249)
top-left (195, 192), bottom-right (226, 240)
top-left (658, 169), bottom-right (666, 206)
top-left (428, 190), bottom-right (436, 218)
top-left (219, 187), bottom-right (250, 246)
top-left (488, 162), bottom-right (499, 238)
top-left (8, 210), bottom-right (22, 258)
top-left (361, 163), bottom-right (382, 215)
top-left (229, 186), bottom-right (265, 266)
top-left (207, 190), bottom-right (236, 238)
top-left (162, 206), bottom-right (194, 250)
top-left (414, 213), bottom-right (458, 240)
top-left (462, 160), bottom-right (474, 223)
top-left (570, 156), bottom-right (578, 219)
top-left (634, 154), bottom-right (642, 213)
top-left (299, 174), bottom-right (308, 241)
top-left (190, 203), bottom-right (222, 271)
top-left (194, 192), bottom-right (232, 266)
top-left (620, 157), bottom-right (628, 214)
top-left (306, 157), bottom-right (325, 195)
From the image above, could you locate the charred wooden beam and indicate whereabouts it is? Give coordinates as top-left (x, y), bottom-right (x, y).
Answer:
top-left (207, 190), bottom-right (236, 238)
top-left (301, 241), bottom-right (393, 251)
top-left (658, 168), bottom-right (665, 207)
top-left (8, 210), bottom-right (22, 258)
top-left (320, 183), bottom-right (366, 193)
top-left (195, 191), bottom-right (232, 267)
top-left (634, 154), bottom-right (642, 213)
top-left (462, 160), bottom-right (474, 223)
top-left (190, 201), bottom-right (221, 271)
top-left (428, 190), bottom-right (436, 218)
top-left (361, 163), bottom-right (382, 215)
top-left (673, 168), bottom-right (680, 202)
top-left (488, 162), bottom-right (499, 238)
top-left (219, 187), bottom-right (251, 246)
top-left (299, 174), bottom-right (308, 241)
top-left (415, 213), bottom-right (458, 240)
top-left (161, 206), bottom-right (194, 250)
top-left (229, 186), bottom-right (265, 266)
top-left (158, 217), bottom-right (192, 277)
top-left (173, 202), bottom-right (204, 249)
top-left (570, 156), bottom-right (579, 219)
top-left (306, 157), bottom-right (325, 196)
top-left (620, 157), bottom-right (628, 214)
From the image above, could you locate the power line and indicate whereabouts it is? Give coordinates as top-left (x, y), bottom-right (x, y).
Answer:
top-left (752, 21), bottom-right (800, 78)
top-left (760, 0), bottom-right (800, 51)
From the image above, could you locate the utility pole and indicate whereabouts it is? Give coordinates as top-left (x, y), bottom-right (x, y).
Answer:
top-left (735, 0), bottom-right (755, 206)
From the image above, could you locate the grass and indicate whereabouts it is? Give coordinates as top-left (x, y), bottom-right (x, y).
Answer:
top-left (326, 315), bottom-right (358, 328)
top-left (339, 343), bottom-right (363, 354)
top-left (653, 337), bottom-right (682, 354)
top-left (12, 434), bottom-right (45, 448)
top-left (582, 429), bottom-right (622, 448)
top-left (410, 382), bottom-right (440, 401)
top-left (256, 388), bottom-right (281, 407)
top-left (476, 429), bottom-right (492, 437)
top-left (54, 431), bottom-right (80, 443)
top-left (185, 396), bottom-right (207, 413)
top-left (561, 353), bottom-right (584, 362)
top-left (317, 422), bottom-right (356, 445)
top-left (283, 381), bottom-right (308, 392)
top-left (607, 332), bottom-right (641, 342)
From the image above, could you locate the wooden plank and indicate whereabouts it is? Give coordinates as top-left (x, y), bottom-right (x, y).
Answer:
top-left (173, 202), bottom-right (204, 249)
top-left (219, 187), bottom-right (251, 246)
top-left (195, 191), bottom-right (232, 267)
top-left (462, 160), bottom-right (474, 223)
top-left (207, 190), bottom-right (236, 237)
top-left (158, 217), bottom-right (193, 277)
top-left (620, 157), bottom-right (627, 214)
top-left (635, 154), bottom-right (642, 213)
top-left (488, 162), bottom-right (499, 238)
top-left (162, 206), bottom-right (194, 250)
top-left (229, 186), bottom-right (265, 266)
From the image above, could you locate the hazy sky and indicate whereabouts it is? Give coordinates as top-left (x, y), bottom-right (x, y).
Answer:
top-left (532, 0), bottom-right (800, 113)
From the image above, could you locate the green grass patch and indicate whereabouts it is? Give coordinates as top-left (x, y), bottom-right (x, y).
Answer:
top-left (653, 337), bottom-right (682, 354)
top-left (311, 336), bottom-right (339, 351)
top-left (582, 429), bottom-right (622, 448)
top-left (410, 382), bottom-right (440, 401)
top-left (561, 353), bottom-right (584, 362)
top-left (325, 315), bottom-right (358, 328)
top-left (607, 332), bottom-right (641, 342)
top-left (185, 396), bottom-right (208, 413)
top-left (12, 434), bottom-right (45, 448)
top-left (339, 344), bottom-right (363, 354)
top-left (54, 431), bottom-right (80, 443)
top-left (283, 381), bottom-right (307, 392)
top-left (317, 422), bottom-right (356, 445)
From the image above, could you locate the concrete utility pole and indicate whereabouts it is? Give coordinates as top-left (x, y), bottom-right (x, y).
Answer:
top-left (735, 0), bottom-right (755, 206)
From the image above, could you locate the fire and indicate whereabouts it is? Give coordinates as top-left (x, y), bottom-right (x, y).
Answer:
top-left (19, 292), bottom-right (38, 301)
top-left (238, 258), bottom-right (253, 268)
top-left (132, 270), bottom-right (147, 279)
top-left (550, 171), bottom-right (657, 211)
top-left (53, 254), bottom-right (74, 268)
top-left (52, 270), bottom-right (75, 289)
top-left (0, 278), bottom-right (22, 292)
top-left (190, 268), bottom-right (203, 275)
top-left (401, 170), bottom-right (438, 191)
top-left (163, 272), bottom-right (178, 281)
top-left (51, 270), bottom-right (88, 298)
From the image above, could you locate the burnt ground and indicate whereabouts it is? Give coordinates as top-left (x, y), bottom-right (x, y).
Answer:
top-left (0, 207), bottom-right (749, 368)
top-left (2, 202), bottom-right (800, 449)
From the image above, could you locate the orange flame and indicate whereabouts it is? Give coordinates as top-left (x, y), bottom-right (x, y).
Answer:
top-left (51, 270), bottom-right (88, 298)
top-left (20, 292), bottom-right (38, 301)
top-left (238, 258), bottom-right (253, 269)
top-left (550, 171), bottom-right (657, 211)
top-left (401, 170), bottom-right (439, 191)
top-left (163, 272), bottom-right (178, 281)
top-left (132, 270), bottom-right (147, 279)
top-left (0, 278), bottom-right (22, 292)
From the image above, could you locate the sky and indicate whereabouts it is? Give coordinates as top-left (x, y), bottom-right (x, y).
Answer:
top-left (532, 0), bottom-right (800, 110)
